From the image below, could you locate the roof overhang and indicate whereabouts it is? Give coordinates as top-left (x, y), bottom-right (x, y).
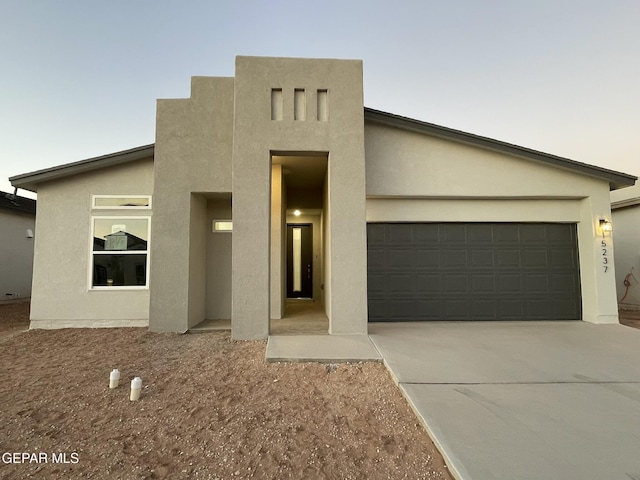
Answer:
top-left (9, 144), bottom-right (155, 193)
top-left (9, 108), bottom-right (637, 193)
top-left (364, 108), bottom-right (637, 191)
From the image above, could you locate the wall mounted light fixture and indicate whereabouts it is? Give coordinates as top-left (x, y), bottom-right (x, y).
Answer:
top-left (599, 219), bottom-right (613, 236)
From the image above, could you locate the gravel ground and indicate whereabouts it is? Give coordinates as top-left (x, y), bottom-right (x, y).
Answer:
top-left (0, 302), bottom-right (451, 479)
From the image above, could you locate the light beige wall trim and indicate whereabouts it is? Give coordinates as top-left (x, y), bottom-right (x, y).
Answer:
top-left (366, 198), bottom-right (582, 223)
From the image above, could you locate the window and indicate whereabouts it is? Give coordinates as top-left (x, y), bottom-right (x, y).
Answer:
top-left (213, 220), bottom-right (233, 232)
top-left (91, 217), bottom-right (150, 288)
top-left (92, 195), bottom-right (151, 209)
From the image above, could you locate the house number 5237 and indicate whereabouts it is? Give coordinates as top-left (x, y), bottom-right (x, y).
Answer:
top-left (601, 240), bottom-right (609, 273)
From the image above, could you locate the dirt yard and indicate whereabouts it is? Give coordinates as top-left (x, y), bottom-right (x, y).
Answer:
top-left (0, 302), bottom-right (451, 479)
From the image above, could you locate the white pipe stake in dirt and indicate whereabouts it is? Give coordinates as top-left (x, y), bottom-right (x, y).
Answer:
top-left (130, 377), bottom-right (142, 401)
top-left (109, 369), bottom-right (120, 389)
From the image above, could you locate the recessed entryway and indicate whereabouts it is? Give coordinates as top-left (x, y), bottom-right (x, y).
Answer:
top-left (270, 152), bottom-right (328, 334)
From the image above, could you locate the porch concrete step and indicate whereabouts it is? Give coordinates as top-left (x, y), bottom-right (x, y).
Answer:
top-left (266, 334), bottom-right (382, 363)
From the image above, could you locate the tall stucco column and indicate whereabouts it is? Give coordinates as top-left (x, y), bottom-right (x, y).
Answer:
top-left (231, 148), bottom-right (271, 339)
top-left (578, 194), bottom-right (619, 323)
top-left (231, 56), bottom-right (369, 339)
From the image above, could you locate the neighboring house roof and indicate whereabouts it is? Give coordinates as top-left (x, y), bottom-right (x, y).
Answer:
top-left (9, 144), bottom-right (155, 193)
top-left (364, 108), bottom-right (637, 190)
top-left (9, 110), bottom-right (637, 191)
top-left (0, 191), bottom-right (36, 216)
top-left (611, 183), bottom-right (640, 210)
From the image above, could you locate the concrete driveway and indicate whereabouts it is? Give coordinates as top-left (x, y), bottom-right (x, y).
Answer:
top-left (369, 321), bottom-right (640, 480)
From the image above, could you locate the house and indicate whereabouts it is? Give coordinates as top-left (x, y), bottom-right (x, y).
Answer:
top-left (611, 183), bottom-right (640, 310)
top-left (0, 191), bottom-right (36, 303)
top-left (9, 56), bottom-right (637, 337)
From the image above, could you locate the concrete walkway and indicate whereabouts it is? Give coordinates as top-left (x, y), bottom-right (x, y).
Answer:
top-left (369, 321), bottom-right (640, 480)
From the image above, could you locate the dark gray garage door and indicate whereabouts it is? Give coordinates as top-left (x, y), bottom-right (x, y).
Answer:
top-left (367, 223), bottom-right (581, 322)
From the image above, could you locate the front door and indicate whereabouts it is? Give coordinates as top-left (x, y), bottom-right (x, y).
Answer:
top-left (287, 224), bottom-right (312, 298)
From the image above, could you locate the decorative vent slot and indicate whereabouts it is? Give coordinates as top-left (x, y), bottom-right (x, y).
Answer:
top-left (317, 89), bottom-right (328, 121)
top-left (294, 89), bottom-right (306, 121)
top-left (271, 88), bottom-right (283, 121)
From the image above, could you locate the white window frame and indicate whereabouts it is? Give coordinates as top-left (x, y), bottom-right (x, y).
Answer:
top-left (92, 195), bottom-right (152, 210)
top-left (89, 215), bottom-right (151, 290)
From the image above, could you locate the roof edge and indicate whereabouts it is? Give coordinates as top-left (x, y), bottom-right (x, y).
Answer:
top-left (10, 144), bottom-right (155, 192)
top-left (611, 196), bottom-right (640, 210)
top-left (364, 108), bottom-right (637, 190)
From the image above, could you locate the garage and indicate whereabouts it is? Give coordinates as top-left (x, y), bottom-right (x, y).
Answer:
top-left (367, 223), bottom-right (581, 322)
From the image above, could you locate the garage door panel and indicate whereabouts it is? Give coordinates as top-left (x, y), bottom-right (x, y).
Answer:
top-left (443, 299), bottom-right (468, 318)
top-left (388, 224), bottom-right (413, 243)
top-left (367, 249), bottom-right (386, 269)
top-left (524, 274), bottom-right (549, 293)
top-left (367, 224), bottom-right (387, 245)
top-left (526, 298), bottom-right (551, 318)
top-left (470, 299), bottom-right (496, 318)
top-left (444, 274), bottom-right (469, 293)
top-left (550, 274), bottom-right (579, 293)
top-left (368, 223), bottom-right (581, 322)
top-left (412, 224), bottom-right (440, 242)
top-left (415, 250), bottom-right (440, 268)
top-left (416, 275), bottom-right (441, 293)
top-left (497, 250), bottom-right (520, 267)
top-left (545, 223), bottom-right (575, 243)
top-left (552, 298), bottom-right (581, 318)
top-left (497, 274), bottom-right (522, 293)
top-left (497, 299), bottom-right (524, 318)
top-left (549, 249), bottom-right (578, 267)
top-left (441, 250), bottom-right (468, 268)
top-left (472, 274), bottom-right (495, 293)
top-left (470, 249), bottom-right (495, 267)
top-left (443, 224), bottom-right (467, 243)
top-left (367, 275), bottom-right (387, 294)
top-left (386, 275), bottom-right (415, 293)
top-left (388, 249), bottom-right (414, 267)
top-left (494, 224), bottom-right (520, 243)
top-left (523, 250), bottom-right (548, 267)
top-left (467, 224), bottom-right (493, 242)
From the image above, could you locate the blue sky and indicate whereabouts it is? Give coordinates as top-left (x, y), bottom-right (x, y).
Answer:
top-left (1, 0), bottom-right (638, 198)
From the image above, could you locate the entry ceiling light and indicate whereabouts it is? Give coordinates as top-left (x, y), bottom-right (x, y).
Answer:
top-left (293, 210), bottom-right (301, 217)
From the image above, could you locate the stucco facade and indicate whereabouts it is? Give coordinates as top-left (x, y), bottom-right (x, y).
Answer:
top-left (9, 55), bottom-right (637, 336)
top-left (0, 193), bottom-right (36, 303)
top-left (611, 184), bottom-right (640, 310)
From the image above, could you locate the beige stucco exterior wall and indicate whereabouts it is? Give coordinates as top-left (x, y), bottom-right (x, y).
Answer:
top-left (0, 210), bottom-right (35, 302)
top-left (188, 194), bottom-right (207, 329)
top-left (29, 158), bottom-right (154, 328)
top-left (365, 122), bottom-right (619, 324)
top-left (150, 77), bottom-right (234, 332)
top-left (206, 197), bottom-right (232, 319)
top-left (232, 57), bottom-right (367, 339)
top-left (611, 184), bottom-right (640, 310)
top-left (270, 165), bottom-right (285, 320)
